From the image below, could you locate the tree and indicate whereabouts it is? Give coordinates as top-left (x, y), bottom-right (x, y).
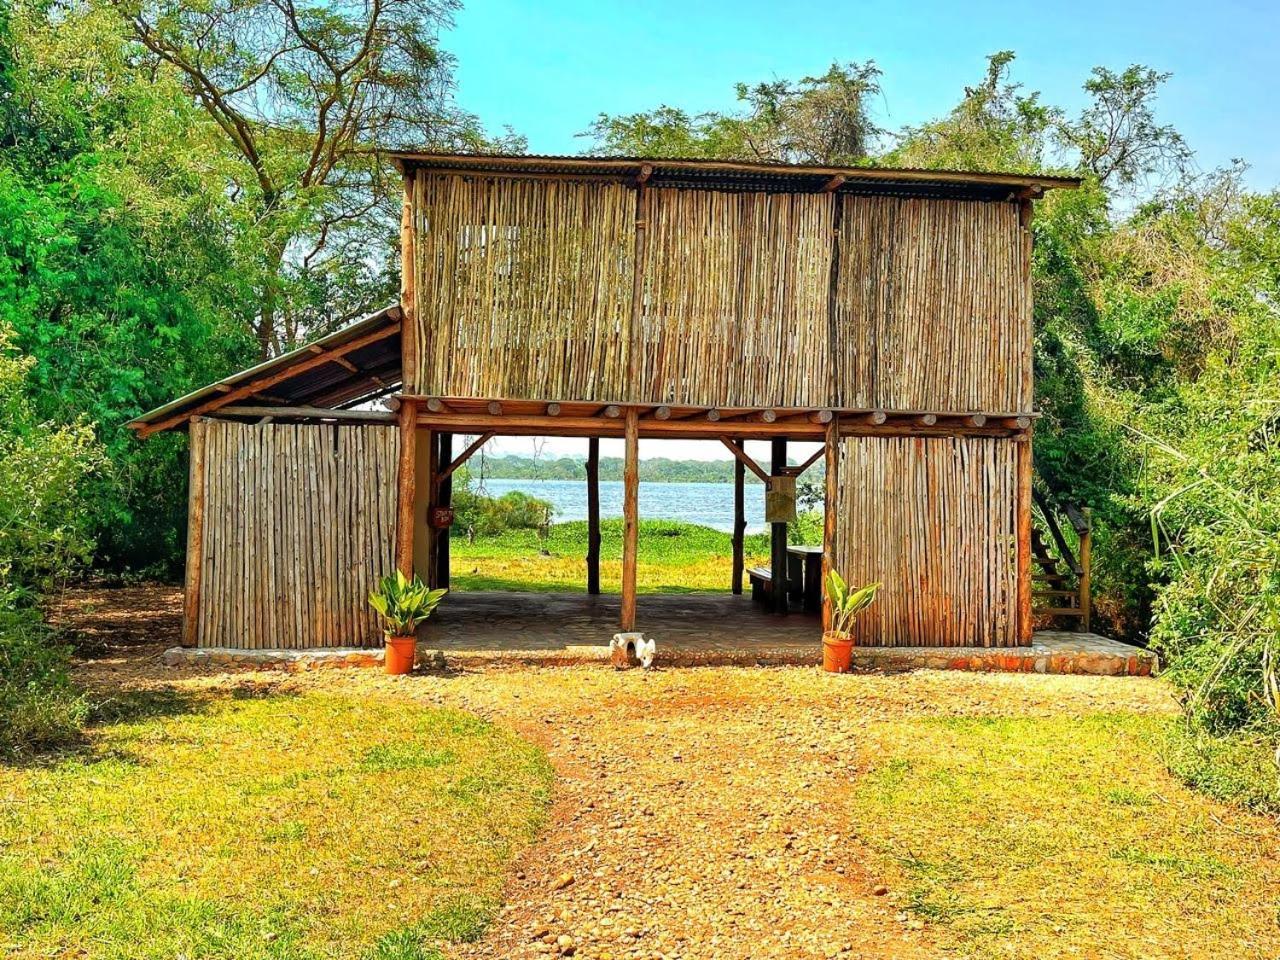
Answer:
top-left (585, 61), bottom-right (883, 165)
top-left (113, 0), bottom-right (517, 356)
top-left (885, 51), bottom-right (1057, 172)
top-left (1057, 65), bottom-right (1190, 190)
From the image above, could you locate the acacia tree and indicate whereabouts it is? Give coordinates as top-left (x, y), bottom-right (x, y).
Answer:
top-left (115, 0), bottom-right (510, 355)
top-left (585, 61), bottom-right (883, 165)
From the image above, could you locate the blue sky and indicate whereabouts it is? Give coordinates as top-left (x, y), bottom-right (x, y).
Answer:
top-left (440, 0), bottom-right (1279, 461)
top-left (446, 0), bottom-right (1279, 187)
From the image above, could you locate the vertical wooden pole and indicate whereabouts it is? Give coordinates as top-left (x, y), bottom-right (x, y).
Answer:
top-left (624, 170), bottom-right (650, 400)
top-left (1018, 197), bottom-right (1034, 412)
top-left (1015, 430), bottom-right (1033, 645)
top-left (731, 440), bottom-right (745, 595)
top-left (400, 174), bottom-right (418, 393)
top-left (412, 426), bottom-right (434, 581)
top-left (395, 398), bottom-right (418, 578)
top-left (621, 409), bottom-right (640, 630)
top-left (1079, 507), bottom-right (1092, 634)
top-left (435, 432), bottom-right (453, 589)
top-left (586, 437), bottom-right (601, 595)
top-left (182, 417), bottom-right (208, 647)
top-left (770, 437), bottom-right (789, 615)
top-left (822, 418), bottom-right (839, 635)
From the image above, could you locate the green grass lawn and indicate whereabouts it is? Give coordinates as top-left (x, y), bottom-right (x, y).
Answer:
top-left (450, 518), bottom-right (776, 593)
top-left (0, 688), bottom-right (552, 960)
top-left (844, 709), bottom-right (1280, 958)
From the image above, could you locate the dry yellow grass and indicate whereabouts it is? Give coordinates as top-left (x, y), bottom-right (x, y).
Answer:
top-left (272, 665), bottom-right (1280, 960)
top-left (0, 687), bottom-right (551, 959)
top-left (43, 591), bottom-right (1280, 958)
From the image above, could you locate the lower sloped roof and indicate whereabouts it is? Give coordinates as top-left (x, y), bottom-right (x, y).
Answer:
top-left (129, 305), bottom-right (402, 438)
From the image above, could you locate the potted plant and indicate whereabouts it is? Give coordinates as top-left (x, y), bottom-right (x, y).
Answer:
top-left (368, 571), bottom-right (447, 675)
top-left (823, 571), bottom-right (881, 673)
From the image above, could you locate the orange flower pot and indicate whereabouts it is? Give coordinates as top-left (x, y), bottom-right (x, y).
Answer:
top-left (822, 631), bottom-right (854, 673)
top-left (384, 635), bottom-right (416, 675)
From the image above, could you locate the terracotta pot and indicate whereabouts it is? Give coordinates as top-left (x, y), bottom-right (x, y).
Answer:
top-left (822, 631), bottom-right (854, 674)
top-left (384, 635), bottom-right (416, 675)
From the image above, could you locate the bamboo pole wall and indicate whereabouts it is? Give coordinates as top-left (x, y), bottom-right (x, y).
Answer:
top-left (196, 421), bottom-right (399, 649)
top-left (834, 196), bottom-right (1030, 411)
top-left (634, 188), bottom-right (833, 406)
top-left (409, 172), bottom-right (1032, 413)
top-left (410, 173), bottom-right (636, 400)
top-left (833, 435), bottom-right (1020, 647)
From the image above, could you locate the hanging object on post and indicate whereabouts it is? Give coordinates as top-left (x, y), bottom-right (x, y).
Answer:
top-left (428, 505), bottom-right (455, 529)
top-left (765, 475), bottom-right (797, 523)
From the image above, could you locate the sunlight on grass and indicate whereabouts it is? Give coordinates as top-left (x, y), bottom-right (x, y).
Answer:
top-left (0, 690), bottom-right (552, 959)
top-left (451, 518), bottom-right (771, 593)
top-left (845, 712), bottom-right (1280, 958)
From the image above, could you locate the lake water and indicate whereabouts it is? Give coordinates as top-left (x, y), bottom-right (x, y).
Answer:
top-left (477, 478), bottom-right (769, 533)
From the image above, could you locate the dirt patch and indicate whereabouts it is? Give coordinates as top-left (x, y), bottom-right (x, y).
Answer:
top-left (62, 590), bottom-right (1195, 960)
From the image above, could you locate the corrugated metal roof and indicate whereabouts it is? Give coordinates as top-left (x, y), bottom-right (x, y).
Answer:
top-left (129, 304), bottom-right (402, 435)
top-left (387, 151), bottom-right (1080, 200)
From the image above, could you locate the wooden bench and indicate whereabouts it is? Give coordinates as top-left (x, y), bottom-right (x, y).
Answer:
top-left (747, 566), bottom-right (773, 604)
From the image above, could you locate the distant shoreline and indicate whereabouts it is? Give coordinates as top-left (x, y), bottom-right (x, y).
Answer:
top-left (468, 454), bottom-right (822, 485)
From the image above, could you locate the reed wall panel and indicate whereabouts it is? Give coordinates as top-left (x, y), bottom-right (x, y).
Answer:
top-left (833, 435), bottom-right (1020, 647)
top-left (635, 188), bottom-right (834, 407)
top-left (410, 172), bottom-right (636, 400)
top-left (409, 174), bottom-right (1031, 412)
top-left (196, 421), bottom-right (399, 649)
top-left (835, 196), bottom-right (1030, 411)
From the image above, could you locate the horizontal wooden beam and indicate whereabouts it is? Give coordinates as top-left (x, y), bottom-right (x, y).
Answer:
top-left (210, 404), bottom-right (397, 423)
top-left (413, 409), bottom-right (1025, 442)
top-left (137, 322), bottom-right (401, 437)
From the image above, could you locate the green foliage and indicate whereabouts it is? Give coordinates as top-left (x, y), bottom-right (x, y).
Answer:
top-left (824, 571), bottom-right (880, 637)
top-left (0, 607), bottom-right (88, 758)
top-left (1163, 722), bottom-right (1280, 814)
top-left (585, 61), bottom-right (883, 164)
top-left (0, 326), bottom-right (103, 600)
top-left (367, 572), bottom-right (447, 637)
top-left (452, 478), bottom-right (557, 541)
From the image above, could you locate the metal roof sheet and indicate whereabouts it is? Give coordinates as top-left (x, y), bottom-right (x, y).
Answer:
top-left (129, 304), bottom-right (402, 434)
top-left (387, 151), bottom-right (1080, 200)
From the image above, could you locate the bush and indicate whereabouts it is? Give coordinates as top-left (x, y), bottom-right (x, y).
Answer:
top-left (1163, 722), bottom-right (1280, 814)
top-left (453, 480), bottom-right (555, 541)
top-left (0, 607), bottom-right (87, 758)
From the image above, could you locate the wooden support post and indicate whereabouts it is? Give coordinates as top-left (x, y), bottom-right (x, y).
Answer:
top-left (621, 409), bottom-right (640, 630)
top-left (182, 418), bottom-right (208, 647)
top-left (1015, 430), bottom-right (1033, 645)
top-left (1079, 507), bottom-right (1093, 633)
top-left (395, 398), bottom-right (419, 578)
top-left (401, 174), bottom-right (418, 391)
top-left (731, 440), bottom-right (745, 595)
top-left (412, 426), bottom-right (435, 583)
top-left (822, 418), bottom-right (839, 635)
top-left (770, 437), bottom-right (789, 615)
top-left (586, 437), bottom-right (601, 595)
top-left (435, 432), bottom-right (452, 589)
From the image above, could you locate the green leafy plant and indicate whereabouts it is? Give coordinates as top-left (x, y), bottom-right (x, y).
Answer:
top-left (825, 571), bottom-right (881, 637)
top-left (367, 572), bottom-right (447, 638)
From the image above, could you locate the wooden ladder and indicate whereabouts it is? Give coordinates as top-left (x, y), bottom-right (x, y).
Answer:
top-left (1031, 490), bottom-right (1093, 632)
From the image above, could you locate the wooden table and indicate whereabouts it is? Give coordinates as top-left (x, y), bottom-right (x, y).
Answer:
top-left (787, 546), bottom-right (824, 614)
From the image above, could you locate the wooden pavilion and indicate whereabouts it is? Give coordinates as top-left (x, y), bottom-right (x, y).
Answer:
top-left (131, 153), bottom-right (1081, 651)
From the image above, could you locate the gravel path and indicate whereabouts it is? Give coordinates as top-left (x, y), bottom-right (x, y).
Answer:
top-left (64, 587), bottom-right (1176, 960)
top-left (413, 666), bottom-right (1172, 960)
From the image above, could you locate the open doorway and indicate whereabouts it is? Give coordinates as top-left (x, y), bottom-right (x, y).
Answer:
top-left (418, 433), bottom-right (827, 656)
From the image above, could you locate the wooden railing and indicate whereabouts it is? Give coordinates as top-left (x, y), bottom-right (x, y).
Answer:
top-left (1031, 489), bottom-right (1093, 632)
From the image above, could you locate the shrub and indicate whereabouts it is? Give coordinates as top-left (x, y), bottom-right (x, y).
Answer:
top-left (0, 607), bottom-right (87, 758)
